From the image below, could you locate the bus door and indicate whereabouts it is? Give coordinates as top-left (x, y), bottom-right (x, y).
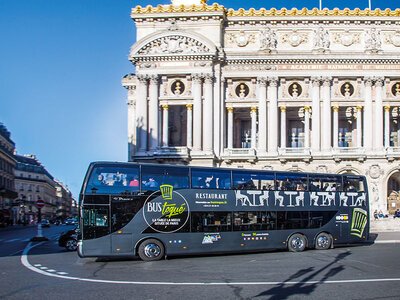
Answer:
top-left (81, 204), bottom-right (111, 255)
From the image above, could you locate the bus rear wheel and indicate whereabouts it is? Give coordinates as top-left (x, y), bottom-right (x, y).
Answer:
top-left (138, 239), bottom-right (165, 261)
top-left (288, 234), bottom-right (307, 252)
top-left (315, 232), bottom-right (332, 250)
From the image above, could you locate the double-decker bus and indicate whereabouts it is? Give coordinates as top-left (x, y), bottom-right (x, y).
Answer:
top-left (78, 162), bottom-right (369, 261)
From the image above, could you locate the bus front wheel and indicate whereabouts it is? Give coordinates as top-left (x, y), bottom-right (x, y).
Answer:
top-left (288, 234), bottom-right (307, 252)
top-left (315, 232), bottom-right (332, 250)
top-left (138, 239), bottom-right (165, 261)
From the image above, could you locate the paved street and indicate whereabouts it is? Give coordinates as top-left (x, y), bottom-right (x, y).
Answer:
top-left (1, 226), bottom-right (400, 300)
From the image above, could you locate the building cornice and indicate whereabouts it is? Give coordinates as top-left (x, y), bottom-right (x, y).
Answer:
top-left (132, 4), bottom-right (400, 18)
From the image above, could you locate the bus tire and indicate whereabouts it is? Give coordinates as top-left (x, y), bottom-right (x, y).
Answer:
top-left (288, 233), bottom-right (307, 252)
top-left (138, 239), bottom-right (165, 261)
top-left (315, 232), bottom-right (332, 250)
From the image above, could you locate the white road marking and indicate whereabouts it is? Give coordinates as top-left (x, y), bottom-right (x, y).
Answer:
top-left (375, 240), bottom-right (400, 244)
top-left (20, 242), bottom-right (400, 286)
top-left (57, 272), bottom-right (68, 275)
top-left (40, 267), bottom-right (48, 270)
top-left (6, 239), bottom-right (20, 243)
top-left (34, 264), bottom-right (42, 267)
top-left (47, 269), bottom-right (56, 272)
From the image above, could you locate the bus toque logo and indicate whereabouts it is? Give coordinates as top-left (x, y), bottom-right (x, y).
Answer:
top-left (350, 208), bottom-right (368, 238)
top-left (160, 185), bottom-right (173, 200)
top-left (143, 185), bottom-right (190, 234)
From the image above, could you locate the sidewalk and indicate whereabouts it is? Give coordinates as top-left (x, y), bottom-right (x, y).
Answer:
top-left (370, 217), bottom-right (400, 232)
top-left (0, 224), bottom-right (36, 233)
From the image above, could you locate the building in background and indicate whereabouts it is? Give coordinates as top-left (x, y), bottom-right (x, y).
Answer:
top-left (0, 123), bottom-right (17, 226)
top-left (123, 1), bottom-right (400, 216)
top-left (14, 155), bottom-right (75, 224)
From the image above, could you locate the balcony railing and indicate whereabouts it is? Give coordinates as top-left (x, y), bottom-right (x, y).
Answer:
top-left (278, 147), bottom-right (311, 156)
top-left (333, 147), bottom-right (365, 155)
top-left (224, 148), bottom-right (256, 157)
top-left (155, 146), bottom-right (189, 157)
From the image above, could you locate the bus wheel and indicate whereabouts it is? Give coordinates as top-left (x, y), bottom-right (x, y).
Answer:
top-left (315, 232), bottom-right (332, 250)
top-left (138, 239), bottom-right (165, 261)
top-left (288, 234), bottom-right (307, 252)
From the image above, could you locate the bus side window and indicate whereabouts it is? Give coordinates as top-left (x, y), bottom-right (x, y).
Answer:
top-left (191, 168), bottom-right (231, 189)
top-left (276, 173), bottom-right (307, 191)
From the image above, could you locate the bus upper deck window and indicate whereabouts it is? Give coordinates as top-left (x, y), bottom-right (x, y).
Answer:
top-left (191, 168), bottom-right (231, 189)
top-left (85, 165), bottom-right (140, 194)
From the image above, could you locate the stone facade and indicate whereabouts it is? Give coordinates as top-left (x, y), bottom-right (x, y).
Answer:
top-left (123, 2), bottom-right (400, 217)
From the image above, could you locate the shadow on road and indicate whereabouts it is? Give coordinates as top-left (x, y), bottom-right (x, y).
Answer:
top-left (255, 251), bottom-right (351, 299)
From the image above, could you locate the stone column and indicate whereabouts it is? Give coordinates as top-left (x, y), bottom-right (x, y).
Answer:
top-left (186, 104), bottom-right (193, 148)
top-left (227, 107), bottom-right (234, 149)
top-left (333, 106), bottom-right (339, 148)
top-left (127, 98), bottom-right (135, 159)
top-left (251, 106), bottom-right (257, 149)
top-left (375, 78), bottom-right (384, 150)
top-left (385, 106), bottom-right (391, 148)
top-left (192, 74), bottom-right (202, 151)
top-left (148, 75), bottom-right (159, 151)
top-left (162, 105), bottom-right (169, 147)
top-left (136, 75), bottom-right (148, 152)
top-left (364, 77), bottom-right (373, 151)
top-left (311, 77), bottom-right (321, 152)
top-left (203, 74), bottom-right (214, 153)
top-left (268, 77), bottom-right (278, 154)
top-left (322, 77), bottom-right (332, 151)
top-left (280, 106), bottom-right (287, 149)
top-left (304, 106), bottom-right (310, 149)
top-left (257, 77), bottom-right (267, 154)
top-left (357, 106), bottom-right (363, 148)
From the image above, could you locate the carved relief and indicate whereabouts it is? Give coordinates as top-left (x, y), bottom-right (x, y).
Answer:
top-left (313, 26), bottom-right (330, 51)
top-left (281, 31), bottom-right (308, 47)
top-left (365, 28), bottom-right (382, 52)
top-left (226, 31), bottom-right (256, 47)
top-left (384, 31), bottom-right (400, 47)
top-left (260, 27), bottom-right (277, 52)
top-left (332, 30), bottom-right (361, 46)
top-left (367, 164), bottom-right (384, 179)
top-left (137, 35), bottom-right (209, 55)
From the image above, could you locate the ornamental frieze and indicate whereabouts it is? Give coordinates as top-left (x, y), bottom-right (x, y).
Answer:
top-left (281, 31), bottom-right (308, 47)
top-left (225, 31), bottom-right (256, 47)
top-left (384, 31), bottom-right (400, 47)
top-left (136, 35), bottom-right (210, 55)
top-left (332, 30), bottom-right (361, 47)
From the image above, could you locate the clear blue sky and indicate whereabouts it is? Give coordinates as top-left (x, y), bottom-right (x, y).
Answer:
top-left (1, 0), bottom-right (398, 199)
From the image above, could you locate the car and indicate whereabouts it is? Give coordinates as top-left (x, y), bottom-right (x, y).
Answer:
top-left (58, 227), bottom-right (79, 251)
top-left (41, 219), bottom-right (50, 227)
top-left (65, 218), bottom-right (77, 225)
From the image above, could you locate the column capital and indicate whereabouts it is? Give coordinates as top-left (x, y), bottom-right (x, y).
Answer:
top-left (149, 74), bottom-right (159, 85)
top-left (191, 73), bottom-right (203, 84)
top-left (250, 106), bottom-right (258, 113)
top-left (280, 106), bottom-right (286, 112)
top-left (162, 104), bottom-right (168, 111)
top-left (363, 76), bottom-right (374, 86)
top-left (385, 105), bottom-right (391, 112)
top-left (257, 77), bottom-right (268, 87)
top-left (186, 104), bottom-right (193, 110)
top-left (268, 77), bottom-right (279, 87)
top-left (322, 76), bottom-right (332, 86)
top-left (333, 105), bottom-right (339, 112)
top-left (137, 74), bottom-right (148, 83)
top-left (204, 73), bottom-right (214, 84)
top-left (357, 105), bottom-right (363, 111)
top-left (311, 76), bottom-right (321, 87)
top-left (374, 77), bottom-right (385, 87)
top-left (227, 106), bottom-right (234, 113)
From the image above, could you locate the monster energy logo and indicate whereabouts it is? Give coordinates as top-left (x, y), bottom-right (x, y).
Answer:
top-left (350, 208), bottom-right (368, 238)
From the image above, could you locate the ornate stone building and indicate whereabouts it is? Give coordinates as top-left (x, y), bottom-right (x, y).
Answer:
top-left (122, 1), bottom-right (400, 216)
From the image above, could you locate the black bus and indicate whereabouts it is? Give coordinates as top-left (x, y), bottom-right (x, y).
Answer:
top-left (78, 162), bottom-right (369, 261)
